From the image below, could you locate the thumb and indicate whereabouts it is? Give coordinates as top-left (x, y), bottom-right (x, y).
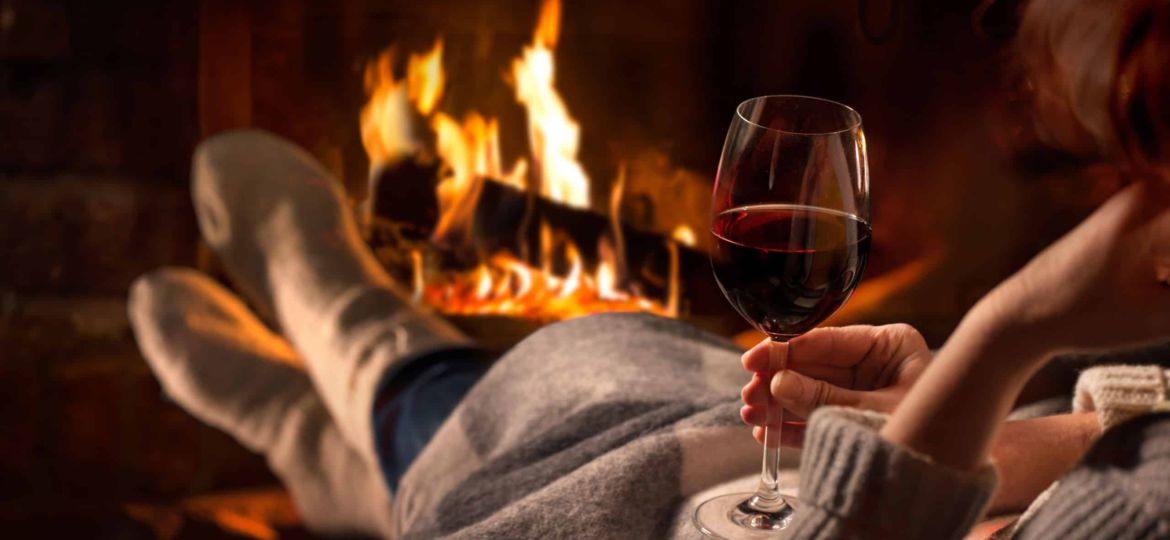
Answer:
top-left (771, 369), bottom-right (863, 418)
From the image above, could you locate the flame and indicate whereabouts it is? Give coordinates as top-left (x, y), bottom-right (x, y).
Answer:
top-left (560, 241), bottom-right (585, 297)
top-left (512, 0), bottom-right (590, 209)
top-left (360, 40), bottom-right (526, 245)
top-left (608, 164), bottom-right (628, 288)
top-left (666, 239), bottom-right (680, 317)
top-left (360, 0), bottom-right (682, 323)
top-left (419, 247), bottom-right (673, 321)
top-left (596, 238), bottom-right (621, 300)
top-left (431, 112), bottom-right (484, 244)
top-left (539, 220), bottom-right (554, 276)
top-left (671, 225), bottom-right (697, 248)
top-left (429, 110), bottom-right (530, 244)
top-left (407, 40), bottom-right (445, 116)
top-left (410, 249), bottom-right (424, 302)
top-left (533, 0), bottom-right (560, 48)
top-left (360, 48), bottom-right (416, 165)
top-left (474, 264), bottom-right (493, 299)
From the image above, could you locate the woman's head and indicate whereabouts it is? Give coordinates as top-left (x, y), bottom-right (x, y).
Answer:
top-left (1018, 0), bottom-right (1170, 168)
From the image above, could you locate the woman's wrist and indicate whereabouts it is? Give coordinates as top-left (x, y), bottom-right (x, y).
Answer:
top-left (960, 287), bottom-right (1059, 376)
top-left (878, 295), bottom-right (1057, 471)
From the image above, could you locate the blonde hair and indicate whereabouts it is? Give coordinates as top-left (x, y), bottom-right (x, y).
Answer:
top-left (1018, 0), bottom-right (1170, 166)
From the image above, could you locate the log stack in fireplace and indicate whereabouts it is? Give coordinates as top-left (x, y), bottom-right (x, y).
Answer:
top-left (355, 0), bottom-right (740, 350)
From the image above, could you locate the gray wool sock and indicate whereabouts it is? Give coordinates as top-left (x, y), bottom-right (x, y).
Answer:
top-left (128, 268), bottom-right (395, 537)
top-left (190, 129), bottom-right (471, 467)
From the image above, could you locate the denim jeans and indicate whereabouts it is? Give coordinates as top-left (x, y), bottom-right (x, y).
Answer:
top-left (372, 348), bottom-right (490, 491)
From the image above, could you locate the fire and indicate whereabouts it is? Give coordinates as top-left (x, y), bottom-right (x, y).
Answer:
top-left (532, 0), bottom-right (560, 48)
top-left (595, 238), bottom-right (620, 300)
top-left (671, 225), bottom-right (697, 248)
top-left (360, 0), bottom-right (684, 322)
top-left (420, 249), bottom-right (674, 320)
top-left (430, 111), bottom-right (527, 244)
top-left (511, 0), bottom-right (590, 209)
top-left (360, 48), bottom-right (415, 165)
top-left (408, 40), bottom-right (445, 116)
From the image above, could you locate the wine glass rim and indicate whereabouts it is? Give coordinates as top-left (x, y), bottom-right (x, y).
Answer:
top-left (735, 94), bottom-right (863, 135)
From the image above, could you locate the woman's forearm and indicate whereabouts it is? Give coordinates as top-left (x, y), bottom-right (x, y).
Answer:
top-left (987, 412), bottom-right (1100, 513)
top-left (880, 299), bottom-right (1053, 471)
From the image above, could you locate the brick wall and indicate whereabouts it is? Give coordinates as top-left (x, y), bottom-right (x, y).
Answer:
top-left (0, 1), bottom-right (279, 534)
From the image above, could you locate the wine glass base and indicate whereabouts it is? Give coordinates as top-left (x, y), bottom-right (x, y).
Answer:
top-left (693, 493), bottom-right (798, 539)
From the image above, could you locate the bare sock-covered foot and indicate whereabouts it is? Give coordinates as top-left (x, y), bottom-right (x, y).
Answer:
top-left (128, 268), bottom-right (395, 537)
top-left (191, 129), bottom-right (470, 466)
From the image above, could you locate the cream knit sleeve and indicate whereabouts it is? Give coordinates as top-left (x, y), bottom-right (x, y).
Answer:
top-left (1072, 364), bottom-right (1170, 430)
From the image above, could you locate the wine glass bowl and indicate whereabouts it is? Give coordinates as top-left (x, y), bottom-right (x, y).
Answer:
top-left (711, 204), bottom-right (870, 340)
top-left (695, 95), bottom-right (870, 539)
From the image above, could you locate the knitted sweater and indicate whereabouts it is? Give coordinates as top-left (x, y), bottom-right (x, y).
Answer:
top-left (784, 364), bottom-right (1170, 540)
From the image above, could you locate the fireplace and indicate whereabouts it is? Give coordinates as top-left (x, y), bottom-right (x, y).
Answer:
top-left (192, 0), bottom-right (994, 346)
top-left (0, 0), bottom-right (1113, 536)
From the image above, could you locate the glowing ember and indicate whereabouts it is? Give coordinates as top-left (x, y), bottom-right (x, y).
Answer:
top-left (420, 251), bottom-right (675, 320)
top-left (360, 0), bottom-right (686, 322)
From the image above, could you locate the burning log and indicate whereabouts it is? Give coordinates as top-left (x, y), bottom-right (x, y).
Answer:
top-left (371, 160), bottom-right (683, 261)
top-left (366, 159), bottom-right (742, 335)
top-left (366, 158), bottom-right (440, 238)
top-left (370, 161), bottom-right (678, 267)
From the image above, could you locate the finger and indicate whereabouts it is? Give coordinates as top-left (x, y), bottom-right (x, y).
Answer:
top-left (741, 404), bottom-right (807, 427)
top-left (741, 404), bottom-right (778, 426)
top-left (855, 323), bottom-right (930, 389)
top-left (741, 372), bottom-right (772, 407)
top-left (783, 361), bottom-right (855, 388)
top-left (752, 425), bottom-right (806, 448)
top-left (741, 338), bottom-right (774, 372)
top-left (742, 338), bottom-right (795, 373)
top-left (747, 346), bottom-right (856, 387)
top-left (792, 324), bottom-right (929, 391)
top-left (770, 369), bottom-right (863, 418)
top-left (787, 325), bottom-right (881, 368)
top-left (741, 404), bottom-right (765, 426)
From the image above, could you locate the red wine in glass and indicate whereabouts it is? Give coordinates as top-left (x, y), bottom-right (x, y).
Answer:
top-left (711, 204), bottom-right (870, 340)
top-left (694, 95), bottom-right (869, 539)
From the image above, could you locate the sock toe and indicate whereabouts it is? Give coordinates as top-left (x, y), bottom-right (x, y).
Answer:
top-left (128, 267), bottom-right (311, 452)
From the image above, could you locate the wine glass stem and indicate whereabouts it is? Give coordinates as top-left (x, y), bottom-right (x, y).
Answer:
top-left (748, 338), bottom-right (789, 513)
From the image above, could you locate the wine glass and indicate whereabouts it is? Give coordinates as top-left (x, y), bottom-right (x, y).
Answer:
top-left (694, 95), bottom-right (870, 538)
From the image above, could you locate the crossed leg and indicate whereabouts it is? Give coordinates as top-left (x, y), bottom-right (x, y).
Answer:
top-left (129, 268), bottom-right (396, 536)
top-left (128, 129), bottom-right (478, 536)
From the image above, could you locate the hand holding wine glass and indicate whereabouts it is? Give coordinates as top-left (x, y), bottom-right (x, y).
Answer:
top-left (739, 324), bottom-right (931, 445)
top-left (694, 95), bottom-right (870, 538)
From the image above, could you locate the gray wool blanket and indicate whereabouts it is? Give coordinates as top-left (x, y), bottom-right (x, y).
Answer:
top-left (389, 313), bottom-right (1170, 540)
top-left (391, 312), bottom-right (787, 539)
